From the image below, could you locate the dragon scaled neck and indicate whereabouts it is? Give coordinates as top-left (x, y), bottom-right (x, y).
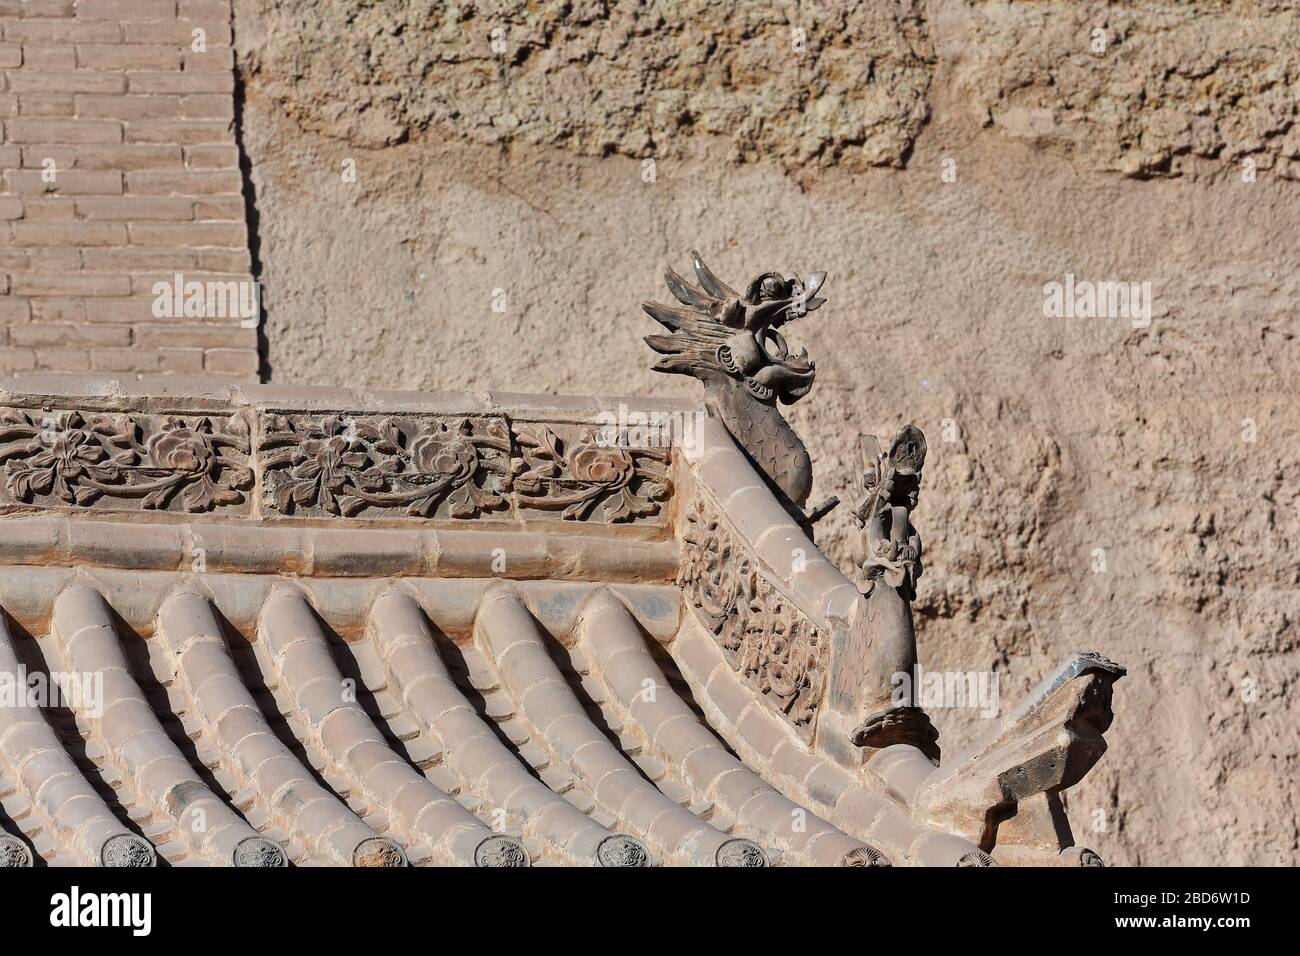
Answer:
top-left (704, 372), bottom-right (814, 510)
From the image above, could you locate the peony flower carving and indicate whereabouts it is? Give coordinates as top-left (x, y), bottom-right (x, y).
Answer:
top-left (514, 427), bottom-right (671, 522)
top-left (259, 414), bottom-right (512, 518)
top-left (0, 409), bottom-right (251, 512)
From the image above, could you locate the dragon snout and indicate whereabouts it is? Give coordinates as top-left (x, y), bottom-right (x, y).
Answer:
top-left (777, 271), bottom-right (828, 322)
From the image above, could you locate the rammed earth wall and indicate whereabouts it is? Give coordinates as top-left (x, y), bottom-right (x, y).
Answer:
top-left (0, 0), bottom-right (257, 380)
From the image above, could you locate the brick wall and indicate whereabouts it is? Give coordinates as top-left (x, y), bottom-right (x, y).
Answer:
top-left (0, 0), bottom-right (258, 380)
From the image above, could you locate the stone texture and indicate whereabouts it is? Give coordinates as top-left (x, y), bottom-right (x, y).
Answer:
top-left (234, 0), bottom-right (933, 171)
top-left (940, 0), bottom-right (1300, 179)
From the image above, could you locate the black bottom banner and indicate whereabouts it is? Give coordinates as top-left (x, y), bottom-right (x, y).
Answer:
top-left (0, 865), bottom-right (1279, 943)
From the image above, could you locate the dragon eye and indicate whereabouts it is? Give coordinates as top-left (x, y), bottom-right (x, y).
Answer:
top-left (761, 276), bottom-right (783, 299)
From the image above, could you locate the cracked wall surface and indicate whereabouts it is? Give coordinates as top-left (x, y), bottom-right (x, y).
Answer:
top-left (942, 0), bottom-right (1300, 178)
top-left (235, 0), bottom-right (935, 172)
top-left (231, 0), bottom-right (1300, 865)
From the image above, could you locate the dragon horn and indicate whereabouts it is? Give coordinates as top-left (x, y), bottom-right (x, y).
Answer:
top-left (664, 267), bottom-right (710, 308)
top-left (690, 249), bottom-right (738, 300)
top-left (642, 301), bottom-right (689, 330)
top-left (858, 434), bottom-right (882, 470)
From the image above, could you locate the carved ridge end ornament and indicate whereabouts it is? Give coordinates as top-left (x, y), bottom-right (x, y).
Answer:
top-left (643, 251), bottom-right (838, 526)
top-left (849, 426), bottom-right (927, 603)
top-left (847, 425), bottom-right (940, 760)
top-left (679, 495), bottom-right (828, 737)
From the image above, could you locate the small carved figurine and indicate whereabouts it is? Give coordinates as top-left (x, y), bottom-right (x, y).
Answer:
top-left (849, 425), bottom-right (926, 601)
top-left (643, 251), bottom-right (839, 525)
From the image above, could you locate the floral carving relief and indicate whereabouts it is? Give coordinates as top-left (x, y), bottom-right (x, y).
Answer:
top-left (0, 405), bottom-right (674, 526)
top-left (514, 426), bottom-right (671, 523)
top-left (0, 408), bottom-right (252, 513)
top-left (259, 414), bottom-right (514, 519)
top-left (679, 496), bottom-right (826, 734)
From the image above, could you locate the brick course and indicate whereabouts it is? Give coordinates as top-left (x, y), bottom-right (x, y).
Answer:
top-left (1, 0), bottom-right (257, 379)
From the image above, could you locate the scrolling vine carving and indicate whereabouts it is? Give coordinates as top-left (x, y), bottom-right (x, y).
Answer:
top-left (0, 408), bottom-right (251, 513)
top-left (678, 496), bottom-right (826, 733)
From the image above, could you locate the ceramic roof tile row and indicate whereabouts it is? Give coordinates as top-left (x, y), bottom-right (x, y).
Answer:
top-left (0, 576), bottom-right (905, 867)
top-left (254, 588), bottom-right (487, 867)
top-left (474, 588), bottom-right (748, 866)
top-left (367, 590), bottom-right (630, 866)
top-left (154, 589), bottom-right (376, 865)
top-left (574, 590), bottom-right (873, 866)
top-left (51, 585), bottom-right (258, 866)
top-left (0, 614), bottom-right (146, 867)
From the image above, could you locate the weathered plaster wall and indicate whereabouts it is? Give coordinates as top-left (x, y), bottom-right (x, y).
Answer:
top-left (232, 0), bottom-right (1300, 865)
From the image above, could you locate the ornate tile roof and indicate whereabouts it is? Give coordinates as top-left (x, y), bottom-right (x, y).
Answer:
top-left (0, 321), bottom-right (1124, 867)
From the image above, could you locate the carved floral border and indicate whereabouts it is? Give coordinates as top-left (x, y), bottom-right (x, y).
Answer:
top-left (0, 407), bottom-right (252, 514)
top-left (258, 414), bottom-right (514, 519)
top-left (255, 413), bottom-right (671, 523)
top-left (678, 494), bottom-right (827, 735)
top-left (0, 405), bottom-right (672, 525)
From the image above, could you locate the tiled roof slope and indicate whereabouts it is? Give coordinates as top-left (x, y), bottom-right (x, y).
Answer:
top-left (0, 0), bottom-right (257, 381)
top-left (0, 378), bottom-right (1124, 866)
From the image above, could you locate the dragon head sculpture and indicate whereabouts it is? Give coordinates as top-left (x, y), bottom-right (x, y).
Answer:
top-left (643, 250), bottom-right (826, 406)
top-left (642, 251), bottom-right (835, 522)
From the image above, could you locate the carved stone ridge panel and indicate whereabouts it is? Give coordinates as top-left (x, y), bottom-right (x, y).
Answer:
top-left (678, 493), bottom-right (827, 738)
top-left (257, 412), bottom-right (672, 524)
top-left (0, 403), bottom-right (674, 526)
top-left (258, 413), bottom-right (515, 520)
top-left (513, 424), bottom-right (671, 523)
top-left (0, 406), bottom-right (252, 515)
